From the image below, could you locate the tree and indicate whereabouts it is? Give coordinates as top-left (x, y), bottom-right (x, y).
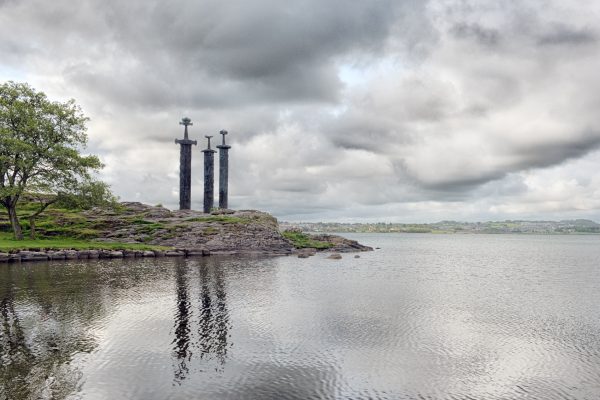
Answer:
top-left (25, 179), bottom-right (118, 239)
top-left (0, 81), bottom-right (106, 240)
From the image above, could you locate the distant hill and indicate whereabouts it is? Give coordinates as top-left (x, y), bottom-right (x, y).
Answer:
top-left (280, 219), bottom-right (600, 234)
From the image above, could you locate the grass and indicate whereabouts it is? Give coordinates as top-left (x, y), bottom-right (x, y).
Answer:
top-left (0, 233), bottom-right (170, 252)
top-left (0, 201), bottom-right (173, 252)
top-left (282, 231), bottom-right (334, 249)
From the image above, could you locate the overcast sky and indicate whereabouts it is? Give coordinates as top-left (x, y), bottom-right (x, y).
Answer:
top-left (2, 0), bottom-right (600, 222)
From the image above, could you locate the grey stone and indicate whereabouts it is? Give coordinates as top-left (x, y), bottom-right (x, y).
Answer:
top-left (88, 250), bottom-right (100, 259)
top-left (142, 251), bottom-right (155, 257)
top-left (77, 250), bottom-right (90, 259)
top-left (296, 248), bottom-right (317, 258)
top-left (64, 250), bottom-right (79, 259)
top-left (122, 250), bottom-right (136, 258)
top-left (9, 253), bottom-right (21, 262)
top-left (0, 252), bottom-right (10, 262)
top-left (19, 251), bottom-right (49, 262)
top-left (165, 251), bottom-right (185, 257)
top-left (98, 250), bottom-right (112, 259)
top-left (109, 251), bottom-right (124, 258)
top-left (186, 248), bottom-right (207, 257)
top-left (153, 250), bottom-right (165, 257)
top-left (327, 253), bottom-right (342, 260)
top-left (354, 255), bottom-right (360, 258)
top-left (49, 251), bottom-right (66, 260)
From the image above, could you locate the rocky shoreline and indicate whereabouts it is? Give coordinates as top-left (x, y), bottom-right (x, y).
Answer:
top-left (1, 202), bottom-right (373, 263)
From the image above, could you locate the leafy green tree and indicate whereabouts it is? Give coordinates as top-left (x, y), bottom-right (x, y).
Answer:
top-left (0, 81), bottom-right (107, 240)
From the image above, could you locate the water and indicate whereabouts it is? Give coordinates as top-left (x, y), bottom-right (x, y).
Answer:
top-left (1, 234), bottom-right (600, 399)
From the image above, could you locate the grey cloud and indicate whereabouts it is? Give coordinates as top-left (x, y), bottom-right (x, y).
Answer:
top-left (2, 0), bottom-right (600, 221)
top-left (514, 132), bottom-right (600, 169)
top-left (450, 23), bottom-right (501, 47)
top-left (537, 24), bottom-right (597, 46)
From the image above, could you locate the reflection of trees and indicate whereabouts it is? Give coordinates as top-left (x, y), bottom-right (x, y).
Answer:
top-left (172, 258), bottom-right (231, 383)
top-left (0, 262), bottom-right (118, 400)
top-left (1, 267), bottom-right (34, 399)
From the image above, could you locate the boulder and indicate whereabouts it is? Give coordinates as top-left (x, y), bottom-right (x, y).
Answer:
top-left (0, 253), bottom-right (9, 262)
top-left (18, 251), bottom-right (49, 262)
top-left (122, 250), bottom-right (136, 258)
top-left (327, 253), bottom-right (342, 260)
top-left (48, 251), bottom-right (66, 260)
top-left (77, 250), bottom-right (90, 259)
top-left (186, 248), bottom-right (208, 257)
top-left (64, 250), bottom-right (79, 259)
top-left (296, 248), bottom-right (317, 258)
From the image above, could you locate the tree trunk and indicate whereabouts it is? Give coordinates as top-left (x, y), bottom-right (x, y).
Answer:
top-left (7, 205), bottom-right (23, 240)
top-left (29, 216), bottom-right (36, 240)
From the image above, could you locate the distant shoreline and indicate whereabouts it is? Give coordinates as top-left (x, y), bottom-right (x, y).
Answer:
top-left (282, 219), bottom-right (600, 235)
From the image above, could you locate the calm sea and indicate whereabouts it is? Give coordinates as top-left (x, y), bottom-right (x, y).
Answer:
top-left (1, 234), bottom-right (599, 399)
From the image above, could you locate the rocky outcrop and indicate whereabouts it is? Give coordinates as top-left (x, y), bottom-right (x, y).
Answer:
top-left (82, 203), bottom-right (295, 255)
top-left (0, 203), bottom-right (372, 262)
top-left (306, 234), bottom-right (373, 252)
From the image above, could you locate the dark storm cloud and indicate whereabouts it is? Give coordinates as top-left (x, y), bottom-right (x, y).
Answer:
top-left (19, 0), bottom-right (401, 108)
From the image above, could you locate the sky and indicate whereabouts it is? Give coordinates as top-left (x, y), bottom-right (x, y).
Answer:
top-left (1, 0), bottom-right (600, 222)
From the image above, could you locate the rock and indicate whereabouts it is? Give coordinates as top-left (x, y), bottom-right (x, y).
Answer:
top-left (88, 250), bottom-right (100, 259)
top-left (165, 251), bottom-right (185, 257)
top-left (122, 250), bottom-right (136, 258)
top-left (109, 251), bottom-right (124, 258)
top-left (9, 253), bottom-right (21, 262)
top-left (0, 253), bottom-right (9, 262)
top-left (211, 208), bottom-right (236, 215)
top-left (98, 250), bottom-right (112, 259)
top-left (64, 250), bottom-right (79, 259)
top-left (142, 251), bottom-right (155, 257)
top-left (186, 248), bottom-right (208, 257)
top-left (71, 203), bottom-right (370, 257)
top-left (153, 250), bottom-right (165, 257)
top-left (354, 255), bottom-right (360, 258)
top-left (327, 253), bottom-right (342, 260)
top-left (296, 248), bottom-right (317, 258)
top-left (309, 234), bottom-right (373, 253)
top-left (77, 250), bottom-right (90, 259)
top-left (18, 251), bottom-right (48, 262)
top-left (48, 251), bottom-right (66, 260)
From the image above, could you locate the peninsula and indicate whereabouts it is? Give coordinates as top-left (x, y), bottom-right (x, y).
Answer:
top-left (0, 202), bottom-right (372, 262)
